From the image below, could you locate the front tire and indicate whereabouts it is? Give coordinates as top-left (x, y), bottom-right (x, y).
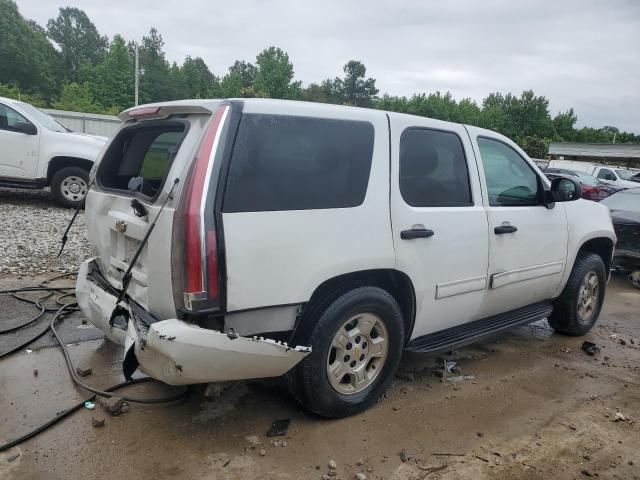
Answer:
top-left (290, 286), bottom-right (405, 418)
top-left (548, 253), bottom-right (606, 336)
top-left (51, 166), bottom-right (90, 208)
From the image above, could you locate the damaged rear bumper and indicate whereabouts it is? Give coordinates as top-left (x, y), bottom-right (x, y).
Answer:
top-left (76, 259), bottom-right (311, 385)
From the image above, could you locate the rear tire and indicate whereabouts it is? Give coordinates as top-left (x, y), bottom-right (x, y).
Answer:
top-left (289, 286), bottom-right (405, 418)
top-left (548, 253), bottom-right (606, 336)
top-left (51, 166), bottom-right (89, 208)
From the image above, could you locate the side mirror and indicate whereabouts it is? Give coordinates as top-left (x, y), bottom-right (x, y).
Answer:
top-left (550, 177), bottom-right (581, 202)
top-left (13, 121), bottom-right (37, 135)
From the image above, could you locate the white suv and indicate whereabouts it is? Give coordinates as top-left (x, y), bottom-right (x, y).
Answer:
top-left (76, 99), bottom-right (616, 418)
top-left (0, 97), bottom-right (107, 207)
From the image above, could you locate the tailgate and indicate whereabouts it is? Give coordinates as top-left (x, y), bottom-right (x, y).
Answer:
top-left (86, 107), bottom-right (215, 318)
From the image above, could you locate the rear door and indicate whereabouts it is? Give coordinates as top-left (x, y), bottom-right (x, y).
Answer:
top-left (390, 114), bottom-right (489, 339)
top-left (467, 128), bottom-right (569, 318)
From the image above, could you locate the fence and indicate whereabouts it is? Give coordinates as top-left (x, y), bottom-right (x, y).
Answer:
top-left (43, 108), bottom-right (121, 138)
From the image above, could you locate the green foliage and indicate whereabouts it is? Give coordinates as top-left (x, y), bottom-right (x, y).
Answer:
top-left (254, 47), bottom-right (301, 99)
top-left (520, 136), bottom-right (549, 158)
top-left (0, 82), bottom-right (46, 106)
top-left (46, 7), bottom-right (107, 80)
top-left (92, 35), bottom-right (134, 111)
top-left (1, 0), bottom-right (639, 146)
top-left (0, 0), bottom-right (62, 100)
top-left (52, 82), bottom-right (101, 113)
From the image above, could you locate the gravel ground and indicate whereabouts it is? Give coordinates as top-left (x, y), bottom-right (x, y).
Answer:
top-left (0, 187), bottom-right (94, 274)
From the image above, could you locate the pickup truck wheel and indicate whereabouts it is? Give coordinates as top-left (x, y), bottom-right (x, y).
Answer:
top-left (290, 286), bottom-right (404, 418)
top-left (548, 253), bottom-right (606, 336)
top-left (51, 167), bottom-right (89, 208)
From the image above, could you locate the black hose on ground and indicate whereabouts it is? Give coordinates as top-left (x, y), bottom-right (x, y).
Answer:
top-left (0, 273), bottom-right (187, 453)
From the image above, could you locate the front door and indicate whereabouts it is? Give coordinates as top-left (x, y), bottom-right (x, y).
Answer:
top-left (468, 129), bottom-right (568, 318)
top-left (0, 102), bottom-right (39, 178)
top-left (390, 116), bottom-right (489, 340)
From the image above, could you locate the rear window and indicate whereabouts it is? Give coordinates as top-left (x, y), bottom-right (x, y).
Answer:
top-left (222, 114), bottom-right (375, 212)
top-left (98, 121), bottom-right (186, 198)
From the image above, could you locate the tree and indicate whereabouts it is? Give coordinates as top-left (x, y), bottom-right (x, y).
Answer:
top-left (302, 79), bottom-right (342, 104)
top-left (254, 47), bottom-right (301, 99)
top-left (138, 28), bottom-right (177, 103)
top-left (520, 136), bottom-right (549, 158)
top-left (336, 60), bottom-right (378, 107)
top-left (92, 35), bottom-right (134, 111)
top-left (0, 82), bottom-right (46, 106)
top-left (553, 108), bottom-right (577, 140)
top-left (181, 56), bottom-right (216, 98)
top-left (52, 82), bottom-right (101, 113)
top-left (46, 7), bottom-right (107, 80)
top-left (0, 0), bottom-right (62, 99)
top-left (228, 60), bottom-right (257, 89)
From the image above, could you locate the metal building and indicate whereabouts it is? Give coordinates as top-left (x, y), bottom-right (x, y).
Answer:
top-left (43, 108), bottom-right (121, 138)
top-left (549, 142), bottom-right (640, 168)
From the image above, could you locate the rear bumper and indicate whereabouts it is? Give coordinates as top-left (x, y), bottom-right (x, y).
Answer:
top-left (76, 259), bottom-right (311, 385)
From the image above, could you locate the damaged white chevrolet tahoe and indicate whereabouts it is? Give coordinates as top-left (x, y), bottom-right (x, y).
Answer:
top-left (76, 99), bottom-right (616, 418)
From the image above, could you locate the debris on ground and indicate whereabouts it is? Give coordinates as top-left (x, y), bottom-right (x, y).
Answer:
top-left (266, 418), bottom-right (290, 437)
top-left (328, 459), bottom-right (337, 469)
top-left (83, 401), bottom-right (95, 410)
top-left (76, 366), bottom-right (92, 377)
top-left (399, 449), bottom-right (409, 462)
top-left (6, 453), bottom-right (20, 462)
top-left (33, 369), bottom-right (38, 376)
top-left (246, 435), bottom-right (261, 449)
top-left (446, 375), bottom-right (475, 382)
top-left (99, 396), bottom-right (124, 416)
top-left (259, 449), bottom-right (266, 456)
top-left (91, 417), bottom-right (105, 428)
top-left (355, 472), bottom-right (367, 480)
top-left (613, 412), bottom-right (626, 422)
top-left (581, 341), bottom-right (600, 355)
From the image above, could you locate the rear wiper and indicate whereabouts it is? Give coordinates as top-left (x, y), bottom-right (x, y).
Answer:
top-left (58, 179), bottom-right (95, 257)
top-left (108, 178), bottom-right (180, 326)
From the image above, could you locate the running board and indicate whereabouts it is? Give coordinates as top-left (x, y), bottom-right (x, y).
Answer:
top-left (405, 301), bottom-right (553, 353)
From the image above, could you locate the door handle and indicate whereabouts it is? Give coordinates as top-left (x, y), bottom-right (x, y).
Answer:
top-left (494, 225), bottom-right (518, 234)
top-left (400, 228), bottom-right (435, 240)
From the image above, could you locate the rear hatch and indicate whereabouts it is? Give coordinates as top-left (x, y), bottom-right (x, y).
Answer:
top-left (86, 102), bottom-right (224, 319)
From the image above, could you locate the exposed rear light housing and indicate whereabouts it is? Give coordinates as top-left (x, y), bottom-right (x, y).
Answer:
top-left (174, 105), bottom-right (229, 312)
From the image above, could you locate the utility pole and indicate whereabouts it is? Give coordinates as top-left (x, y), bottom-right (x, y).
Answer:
top-left (134, 43), bottom-right (139, 106)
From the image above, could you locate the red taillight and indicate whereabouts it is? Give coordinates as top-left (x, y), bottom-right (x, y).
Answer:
top-left (581, 185), bottom-right (598, 200)
top-left (129, 106), bottom-right (161, 118)
top-left (178, 105), bottom-right (229, 310)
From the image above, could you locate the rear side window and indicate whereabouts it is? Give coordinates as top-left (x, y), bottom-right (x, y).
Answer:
top-left (98, 122), bottom-right (186, 198)
top-left (597, 168), bottom-right (616, 181)
top-left (223, 114), bottom-right (374, 212)
top-left (399, 128), bottom-right (472, 207)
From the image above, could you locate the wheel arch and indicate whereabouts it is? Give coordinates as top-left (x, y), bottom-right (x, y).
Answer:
top-left (46, 156), bottom-right (93, 185)
top-left (577, 236), bottom-right (615, 273)
top-left (299, 269), bottom-right (416, 343)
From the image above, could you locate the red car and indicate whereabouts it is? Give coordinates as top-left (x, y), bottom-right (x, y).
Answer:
top-left (543, 168), bottom-right (622, 201)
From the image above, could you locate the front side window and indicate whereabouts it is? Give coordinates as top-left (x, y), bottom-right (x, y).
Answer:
top-left (0, 104), bottom-right (30, 132)
top-left (597, 168), bottom-right (616, 181)
top-left (399, 128), bottom-right (472, 207)
top-left (223, 114), bottom-right (375, 212)
top-left (477, 137), bottom-right (540, 207)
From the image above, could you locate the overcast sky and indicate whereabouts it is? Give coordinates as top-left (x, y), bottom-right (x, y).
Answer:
top-left (17, 0), bottom-right (640, 133)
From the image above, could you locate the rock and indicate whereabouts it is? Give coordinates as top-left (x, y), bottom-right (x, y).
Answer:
top-left (76, 366), bottom-right (93, 377)
top-left (120, 403), bottom-right (130, 414)
top-left (583, 453), bottom-right (591, 460)
top-left (33, 369), bottom-right (38, 376)
top-left (327, 472), bottom-right (337, 478)
top-left (355, 473), bottom-right (367, 480)
top-left (399, 449), bottom-right (409, 462)
top-left (259, 449), bottom-right (266, 457)
top-left (92, 417), bottom-right (105, 427)
top-left (246, 435), bottom-right (261, 449)
top-left (613, 412), bottom-right (626, 422)
top-left (628, 459), bottom-right (634, 465)
top-left (356, 458), bottom-right (365, 466)
top-left (581, 469), bottom-right (594, 477)
top-left (99, 396), bottom-right (125, 416)
top-left (328, 459), bottom-right (337, 469)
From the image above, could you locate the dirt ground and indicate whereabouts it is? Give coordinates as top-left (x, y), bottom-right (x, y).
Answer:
top-left (1, 273), bottom-right (639, 480)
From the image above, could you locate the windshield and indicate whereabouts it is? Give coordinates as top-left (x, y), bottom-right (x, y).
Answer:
top-left (615, 169), bottom-right (637, 180)
top-left (16, 102), bottom-right (68, 132)
top-left (601, 190), bottom-right (640, 213)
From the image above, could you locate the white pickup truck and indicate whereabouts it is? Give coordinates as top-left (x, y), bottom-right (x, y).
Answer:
top-left (0, 96), bottom-right (107, 207)
top-left (548, 159), bottom-right (639, 188)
